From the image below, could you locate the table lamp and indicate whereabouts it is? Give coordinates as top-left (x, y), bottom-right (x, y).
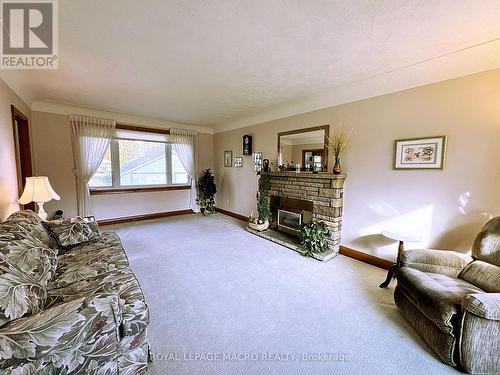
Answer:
top-left (18, 176), bottom-right (60, 220)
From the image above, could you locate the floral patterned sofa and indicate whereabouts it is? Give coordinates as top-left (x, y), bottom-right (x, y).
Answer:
top-left (0, 210), bottom-right (150, 374)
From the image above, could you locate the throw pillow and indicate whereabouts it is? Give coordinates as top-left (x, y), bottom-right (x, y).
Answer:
top-left (6, 210), bottom-right (59, 249)
top-left (43, 217), bottom-right (100, 248)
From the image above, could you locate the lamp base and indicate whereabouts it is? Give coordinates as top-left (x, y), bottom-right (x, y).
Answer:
top-left (36, 202), bottom-right (48, 221)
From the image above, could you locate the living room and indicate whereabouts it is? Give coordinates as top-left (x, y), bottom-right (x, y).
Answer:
top-left (0, 2), bottom-right (499, 375)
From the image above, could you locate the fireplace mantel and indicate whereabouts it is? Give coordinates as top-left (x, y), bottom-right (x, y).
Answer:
top-left (264, 171), bottom-right (346, 180)
top-left (262, 171), bottom-right (346, 260)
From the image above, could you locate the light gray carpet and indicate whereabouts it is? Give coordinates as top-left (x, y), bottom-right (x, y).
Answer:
top-left (109, 214), bottom-right (461, 375)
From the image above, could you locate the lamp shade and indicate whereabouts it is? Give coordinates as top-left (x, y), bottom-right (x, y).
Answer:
top-left (18, 176), bottom-right (60, 204)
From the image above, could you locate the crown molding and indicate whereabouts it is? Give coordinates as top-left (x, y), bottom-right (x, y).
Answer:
top-left (31, 100), bottom-right (215, 134)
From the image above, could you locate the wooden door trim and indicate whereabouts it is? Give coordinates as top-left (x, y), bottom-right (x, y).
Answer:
top-left (11, 105), bottom-right (33, 210)
top-left (11, 105), bottom-right (27, 195)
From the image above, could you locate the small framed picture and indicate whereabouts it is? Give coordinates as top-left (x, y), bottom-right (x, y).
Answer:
top-left (234, 156), bottom-right (243, 168)
top-left (253, 152), bottom-right (263, 172)
top-left (394, 136), bottom-right (447, 170)
top-left (224, 150), bottom-right (233, 167)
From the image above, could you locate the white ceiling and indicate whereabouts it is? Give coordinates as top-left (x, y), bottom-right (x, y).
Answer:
top-left (2, 0), bottom-right (500, 132)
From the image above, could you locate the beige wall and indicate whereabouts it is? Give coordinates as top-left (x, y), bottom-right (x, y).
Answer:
top-left (0, 79), bottom-right (31, 221)
top-left (31, 111), bottom-right (214, 220)
top-left (91, 190), bottom-right (191, 220)
top-left (31, 111), bottom-right (76, 217)
top-left (214, 69), bottom-right (500, 261)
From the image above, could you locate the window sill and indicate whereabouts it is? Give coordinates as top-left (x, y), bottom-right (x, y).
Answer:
top-left (90, 185), bottom-right (191, 195)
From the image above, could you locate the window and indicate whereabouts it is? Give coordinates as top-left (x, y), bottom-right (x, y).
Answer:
top-left (89, 138), bottom-right (190, 189)
top-left (118, 140), bottom-right (167, 186)
top-left (172, 150), bottom-right (189, 184)
top-left (89, 147), bottom-right (112, 187)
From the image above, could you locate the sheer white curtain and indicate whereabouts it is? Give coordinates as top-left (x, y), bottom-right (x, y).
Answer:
top-left (170, 128), bottom-right (199, 212)
top-left (69, 115), bottom-right (116, 216)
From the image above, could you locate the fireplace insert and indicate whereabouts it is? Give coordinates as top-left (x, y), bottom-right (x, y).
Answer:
top-left (277, 209), bottom-right (303, 236)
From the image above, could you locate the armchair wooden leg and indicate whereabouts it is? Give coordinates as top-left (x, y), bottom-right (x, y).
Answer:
top-left (380, 239), bottom-right (405, 288)
top-left (379, 264), bottom-right (398, 288)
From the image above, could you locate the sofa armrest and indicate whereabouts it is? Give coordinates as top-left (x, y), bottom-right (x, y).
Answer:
top-left (463, 293), bottom-right (500, 321)
top-left (400, 249), bottom-right (473, 277)
top-left (0, 293), bottom-right (121, 371)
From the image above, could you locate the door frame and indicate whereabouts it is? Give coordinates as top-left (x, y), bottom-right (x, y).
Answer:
top-left (11, 105), bottom-right (34, 211)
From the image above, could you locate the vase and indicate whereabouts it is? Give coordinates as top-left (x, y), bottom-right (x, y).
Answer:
top-left (333, 156), bottom-right (342, 174)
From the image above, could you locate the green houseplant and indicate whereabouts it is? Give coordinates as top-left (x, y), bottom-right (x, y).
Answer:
top-left (298, 221), bottom-right (331, 257)
top-left (197, 169), bottom-right (217, 215)
top-left (249, 173), bottom-right (271, 231)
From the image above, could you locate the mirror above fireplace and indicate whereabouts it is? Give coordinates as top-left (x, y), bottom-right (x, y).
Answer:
top-left (277, 125), bottom-right (329, 171)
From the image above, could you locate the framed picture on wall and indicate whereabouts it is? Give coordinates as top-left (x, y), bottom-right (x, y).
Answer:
top-left (224, 150), bottom-right (233, 167)
top-left (253, 152), bottom-right (263, 172)
top-left (394, 136), bottom-right (447, 170)
top-left (234, 156), bottom-right (243, 168)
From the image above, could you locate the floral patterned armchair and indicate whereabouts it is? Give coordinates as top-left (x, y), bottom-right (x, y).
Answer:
top-left (0, 210), bottom-right (150, 374)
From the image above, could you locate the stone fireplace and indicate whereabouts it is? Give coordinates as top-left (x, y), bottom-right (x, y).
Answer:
top-left (247, 171), bottom-right (346, 261)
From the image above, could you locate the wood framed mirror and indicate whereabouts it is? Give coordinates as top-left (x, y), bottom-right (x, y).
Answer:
top-left (277, 125), bottom-right (329, 171)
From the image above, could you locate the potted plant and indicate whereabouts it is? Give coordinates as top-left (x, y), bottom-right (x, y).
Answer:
top-left (248, 173), bottom-right (271, 231)
top-left (324, 124), bottom-right (354, 174)
top-left (298, 221), bottom-right (331, 257)
top-left (197, 169), bottom-right (217, 215)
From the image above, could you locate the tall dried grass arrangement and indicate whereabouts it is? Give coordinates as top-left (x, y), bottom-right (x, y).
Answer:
top-left (324, 123), bottom-right (354, 159)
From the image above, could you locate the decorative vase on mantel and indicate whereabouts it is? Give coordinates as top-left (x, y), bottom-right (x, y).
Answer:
top-left (333, 156), bottom-right (342, 175)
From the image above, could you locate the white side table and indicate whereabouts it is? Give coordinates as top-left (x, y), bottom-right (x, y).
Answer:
top-left (379, 230), bottom-right (421, 288)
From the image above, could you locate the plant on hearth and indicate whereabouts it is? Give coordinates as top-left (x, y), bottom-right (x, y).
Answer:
top-left (248, 213), bottom-right (258, 224)
top-left (197, 169), bottom-right (217, 215)
top-left (298, 221), bottom-right (331, 257)
top-left (255, 173), bottom-right (271, 224)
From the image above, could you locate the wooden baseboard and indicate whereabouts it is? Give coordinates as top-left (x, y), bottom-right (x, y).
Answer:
top-left (339, 245), bottom-right (393, 270)
top-left (98, 209), bottom-right (193, 226)
top-left (215, 207), bottom-right (248, 222)
top-left (215, 207), bottom-right (392, 270)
